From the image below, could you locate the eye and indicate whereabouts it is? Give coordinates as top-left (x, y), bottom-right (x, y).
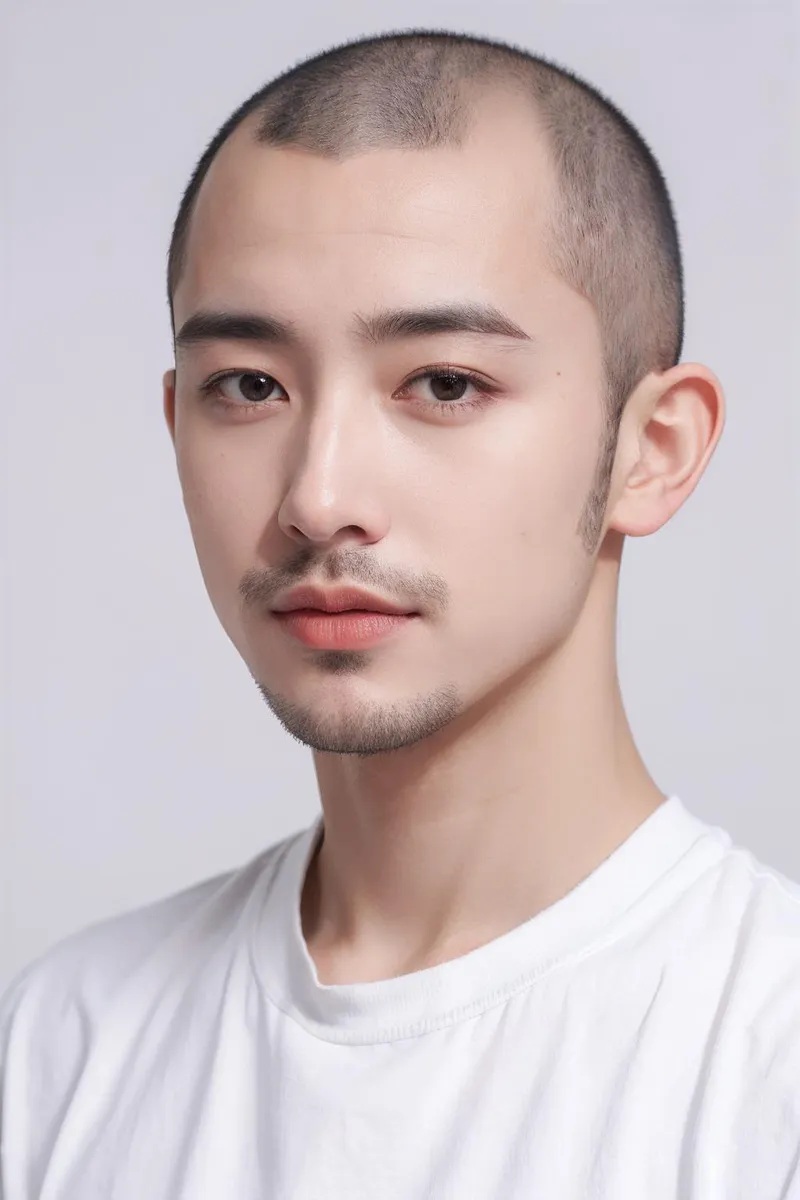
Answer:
top-left (397, 367), bottom-right (498, 413)
top-left (199, 370), bottom-right (287, 411)
top-left (420, 372), bottom-right (474, 403)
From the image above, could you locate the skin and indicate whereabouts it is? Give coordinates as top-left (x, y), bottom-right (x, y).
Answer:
top-left (164, 89), bottom-right (725, 984)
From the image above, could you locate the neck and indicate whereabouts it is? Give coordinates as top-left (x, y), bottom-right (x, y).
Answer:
top-left (301, 558), bottom-right (666, 985)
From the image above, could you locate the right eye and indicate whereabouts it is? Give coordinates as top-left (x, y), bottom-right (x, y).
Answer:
top-left (199, 370), bottom-right (288, 412)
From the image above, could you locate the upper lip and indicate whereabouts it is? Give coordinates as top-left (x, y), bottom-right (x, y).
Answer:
top-left (271, 585), bottom-right (415, 615)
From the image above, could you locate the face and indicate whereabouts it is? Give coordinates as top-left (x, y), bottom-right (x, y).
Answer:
top-left (165, 92), bottom-right (613, 756)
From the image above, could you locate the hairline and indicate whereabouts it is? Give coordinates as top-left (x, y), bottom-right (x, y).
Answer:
top-left (169, 82), bottom-right (568, 317)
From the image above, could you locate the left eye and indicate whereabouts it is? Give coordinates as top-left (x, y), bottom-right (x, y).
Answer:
top-left (415, 372), bottom-right (475, 403)
top-left (398, 369), bottom-right (496, 411)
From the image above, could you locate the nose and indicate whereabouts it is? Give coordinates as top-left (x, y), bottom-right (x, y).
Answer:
top-left (276, 394), bottom-right (391, 549)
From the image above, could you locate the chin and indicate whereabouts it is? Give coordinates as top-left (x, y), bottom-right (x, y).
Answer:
top-left (252, 677), bottom-right (463, 756)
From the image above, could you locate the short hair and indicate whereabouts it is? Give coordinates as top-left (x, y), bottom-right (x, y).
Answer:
top-left (167, 28), bottom-right (684, 439)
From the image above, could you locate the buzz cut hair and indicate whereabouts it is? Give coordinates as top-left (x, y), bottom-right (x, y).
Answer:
top-left (166, 30), bottom-right (684, 548)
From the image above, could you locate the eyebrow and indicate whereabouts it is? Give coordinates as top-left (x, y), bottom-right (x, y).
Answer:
top-left (174, 302), bottom-right (533, 352)
top-left (355, 303), bottom-right (532, 345)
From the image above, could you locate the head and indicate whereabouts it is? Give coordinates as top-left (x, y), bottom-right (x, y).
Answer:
top-left (163, 30), bottom-right (720, 757)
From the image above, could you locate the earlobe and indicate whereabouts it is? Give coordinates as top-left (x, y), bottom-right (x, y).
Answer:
top-left (163, 369), bottom-right (176, 443)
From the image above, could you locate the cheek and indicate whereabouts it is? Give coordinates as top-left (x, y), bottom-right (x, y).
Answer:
top-left (428, 405), bottom-right (601, 651)
top-left (175, 434), bottom-right (272, 585)
top-left (427, 393), bottom-right (602, 552)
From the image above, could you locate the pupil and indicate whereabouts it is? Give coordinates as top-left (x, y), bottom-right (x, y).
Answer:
top-left (430, 373), bottom-right (467, 403)
top-left (241, 373), bottom-right (274, 402)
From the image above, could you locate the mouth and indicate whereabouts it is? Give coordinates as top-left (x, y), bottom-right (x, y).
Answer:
top-left (271, 585), bottom-right (414, 616)
top-left (271, 608), bottom-right (417, 650)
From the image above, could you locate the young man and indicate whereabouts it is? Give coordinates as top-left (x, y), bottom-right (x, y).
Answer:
top-left (2, 29), bottom-right (798, 1199)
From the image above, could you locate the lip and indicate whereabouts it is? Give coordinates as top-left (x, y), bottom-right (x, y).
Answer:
top-left (270, 585), bottom-right (415, 616)
top-left (272, 609), bottom-right (415, 649)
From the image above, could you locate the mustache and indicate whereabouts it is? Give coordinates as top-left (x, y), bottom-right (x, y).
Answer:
top-left (238, 546), bottom-right (449, 617)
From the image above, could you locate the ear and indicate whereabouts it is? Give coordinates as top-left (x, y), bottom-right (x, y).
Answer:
top-left (163, 368), bottom-right (176, 445)
top-left (606, 362), bottom-right (726, 537)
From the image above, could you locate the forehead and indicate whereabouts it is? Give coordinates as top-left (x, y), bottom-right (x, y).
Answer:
top-left (175, 91), bottom-right (560, 320)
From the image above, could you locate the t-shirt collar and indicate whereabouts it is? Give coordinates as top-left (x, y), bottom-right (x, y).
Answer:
top-left (253, 795), bottom-right (726, 1045)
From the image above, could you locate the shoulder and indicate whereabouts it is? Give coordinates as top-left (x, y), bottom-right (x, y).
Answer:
top-left (688, 836), bottom-right (800, 1167)
top-left (0, 829), bottom-right (303, 1188)
top-left (2, 830), bottom-right (299, 1025)
top-left (716, 842), bottom-right (800, 1070)
top-left (681, 827), bottom-right (800, 1039)
top-left (0, 830), bottom-right (298, 1104)
top-left (711, 837), bottom-right (800, 990)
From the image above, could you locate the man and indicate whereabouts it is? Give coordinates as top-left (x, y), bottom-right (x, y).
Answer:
top-left (2, 27), bottom-right (798, 1199)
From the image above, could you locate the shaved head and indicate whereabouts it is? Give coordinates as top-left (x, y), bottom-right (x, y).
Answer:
top-left (167, 28), bottom-right (683, 441)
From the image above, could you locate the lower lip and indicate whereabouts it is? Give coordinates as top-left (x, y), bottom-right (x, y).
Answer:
top-left (273, 609), bottom-right (416, 649)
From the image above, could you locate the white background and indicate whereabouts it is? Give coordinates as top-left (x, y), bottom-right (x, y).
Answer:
top-left (3, 0), bottom-right (798, 991)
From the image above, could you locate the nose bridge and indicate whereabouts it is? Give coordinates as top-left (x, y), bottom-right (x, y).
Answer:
top-left (278, 376), bottom-right (386, 544)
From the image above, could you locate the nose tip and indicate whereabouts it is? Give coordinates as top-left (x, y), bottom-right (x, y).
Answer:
top-left (275, 403), bottom-right (393, 549)
top-left (283, 520), bottom-right (373, 548)
top-left (277, 470), bottom-right (390, 550)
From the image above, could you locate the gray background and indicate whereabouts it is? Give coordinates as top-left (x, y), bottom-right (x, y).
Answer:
top-left (3, 0), bottom-right (798, 992)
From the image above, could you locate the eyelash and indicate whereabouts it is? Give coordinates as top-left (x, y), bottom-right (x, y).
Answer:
top-left (197, 366), bottom-right (499, 417)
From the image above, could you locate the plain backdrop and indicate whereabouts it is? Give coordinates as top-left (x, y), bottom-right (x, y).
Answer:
top-left (2, 0), bottom-right (798, 993)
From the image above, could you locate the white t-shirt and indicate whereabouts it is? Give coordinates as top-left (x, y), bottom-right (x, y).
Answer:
top-left (2, 795), bottom-right (800, 1199)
